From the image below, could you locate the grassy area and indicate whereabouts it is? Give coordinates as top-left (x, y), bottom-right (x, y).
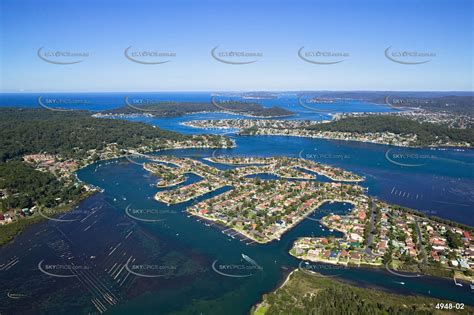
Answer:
top-left (252, 269), bottom-right (472, 315)
top-left (0, 191), bottom-right (95, 246)
top-left (253, 304), bottom-right (269, 315)
top-left (0, 214), bottom-right (43, 245)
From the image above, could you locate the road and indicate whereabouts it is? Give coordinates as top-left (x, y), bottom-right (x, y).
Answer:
top-left (364, 199), bottom-right (377, 259)
top-left (414, 218), bottom-right (428, 264)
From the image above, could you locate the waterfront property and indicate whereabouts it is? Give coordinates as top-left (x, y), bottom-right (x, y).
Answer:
top-left (144, 155), bottom-right (365, 243)
top-left (290, 200), bottom-right (474, 281)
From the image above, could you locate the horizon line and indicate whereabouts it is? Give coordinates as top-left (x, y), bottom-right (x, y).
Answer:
top-left (1, 90), bottom-right (473, 94)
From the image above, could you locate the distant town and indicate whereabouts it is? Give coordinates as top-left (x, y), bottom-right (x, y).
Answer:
top-left (185, 109), bottom-right (473, 148)
top-left (185, 119), bottom-right (420, 147)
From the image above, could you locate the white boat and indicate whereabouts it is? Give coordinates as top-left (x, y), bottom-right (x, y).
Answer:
top-left (454, 277), bottom-right (463, 287)
top-left (242, 253), bottom-right (261, 269)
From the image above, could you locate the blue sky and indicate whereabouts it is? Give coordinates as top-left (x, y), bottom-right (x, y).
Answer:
top-left (0, 0), bottom-right (472, 92)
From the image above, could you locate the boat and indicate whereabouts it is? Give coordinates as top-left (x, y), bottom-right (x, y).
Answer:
top-left (453, 277), bottom-right (463, 287)
top-left (242, 253), bottom-right (261, 269)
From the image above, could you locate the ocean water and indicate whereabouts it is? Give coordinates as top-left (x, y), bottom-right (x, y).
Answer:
top-left (0, 93), bottom-right (472, 314)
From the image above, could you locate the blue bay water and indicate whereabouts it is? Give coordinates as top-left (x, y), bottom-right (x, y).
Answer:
top-left (0, 92), bottom-right (472, 314)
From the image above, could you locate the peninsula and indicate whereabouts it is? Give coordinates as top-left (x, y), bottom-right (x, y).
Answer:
top-left (143, 153), bottom-right (473, 280)
top-left (94, 100), bottom-right (294, 118)
top-left (252, 269), bottom-right (473, 315)
top-left (185, 114), bottom-right (473, 148)
top-left (143, 155), bottom-right (364, 243)
top-left (290, 199), bottom-right (473, 281)
top-left (0, 108), bottom-right (233, 244)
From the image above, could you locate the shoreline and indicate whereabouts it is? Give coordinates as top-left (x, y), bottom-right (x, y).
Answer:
top-left (184, 121), bottom-right (472, 149)
top-left (153, 182), bottom-right (227, 205)
top-left (187, 198), bottom-right (357, 244)
top-left (0, 142), bottom-right (234, 248)
top-left (203, 157), bottom-right (364, 182)
top-left (252, 268), bottom-right (297, 315)
top-left (95, 109), bottom-right (295, 120)
top-left (289, 209), bottom-right (474, 282)
top-left (244, 132), bottom-right (473, 149)
top-left (143, 163), bottom-right (188, 188)
top-left (186, 211), bottom-right (258, 244)
top-left (251, 268), bottom-right (474, 314)
top-left (0, 189), bottom-right (97, 247)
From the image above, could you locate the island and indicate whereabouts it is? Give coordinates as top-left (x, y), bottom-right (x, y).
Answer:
top-left (94, 100), bottom-right (294, 118)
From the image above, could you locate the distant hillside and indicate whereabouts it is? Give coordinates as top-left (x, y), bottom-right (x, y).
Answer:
top-left (376, 95), bottom-right (474, 115)
top-left (297, 92), bottom-right (473, 115)
top-left (101, 101), bottom-right (293, 117)
top-left (0, 108), bottom-right (227, 162)
top-left (307, 115), bottom-right (474, 146)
